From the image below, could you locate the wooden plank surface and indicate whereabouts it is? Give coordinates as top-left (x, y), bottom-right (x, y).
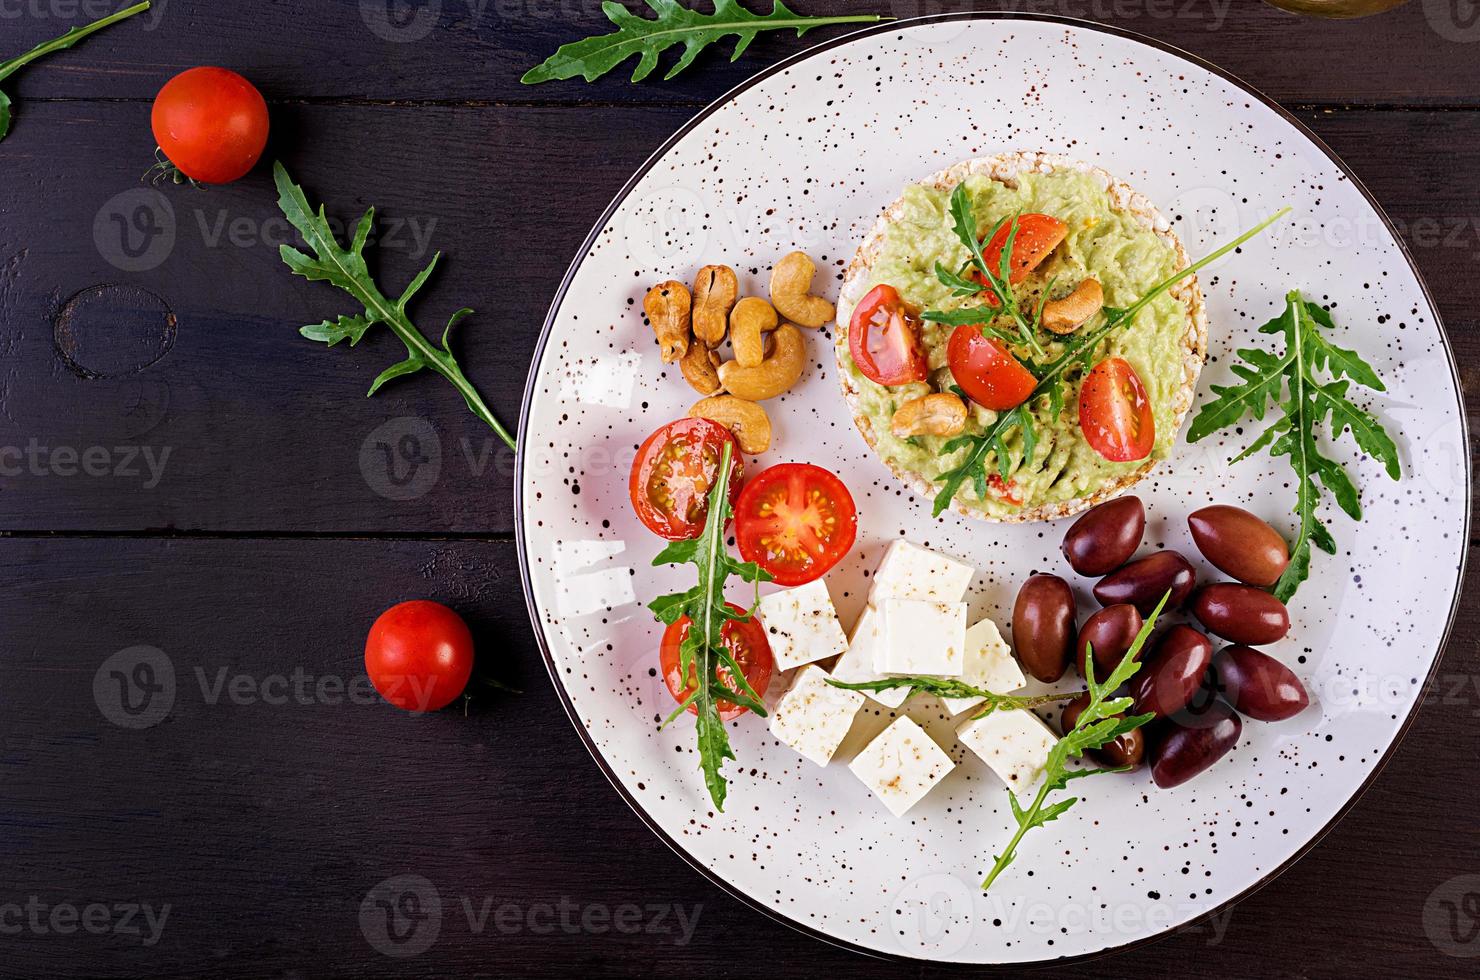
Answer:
top-left (1, 0), bottom-right (1477, 975)
top-left (6, 0), bottom-right (1480, 107)
top-left (0, 103), bottom-right (1477, 534)
top-left (1, 537), bottom-right (1477, 979)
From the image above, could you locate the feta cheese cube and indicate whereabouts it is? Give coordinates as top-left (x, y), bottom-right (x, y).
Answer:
top-left (849, 716), bottom-right (956, 817)
top-left (870, 540), bottom-right (974, 604)
top-left (768, 665), bottom-right (864, 766)
top-left (957, 709), bottom-right (1059, 799)
top-left (877, 598), bottom-right (968, 676)
top-left (829, 605), bottom-right (908, 709)
top-left (756, 579), bottom-right (848, 671)
top-left (941, 619), bottom-right (1027, 716)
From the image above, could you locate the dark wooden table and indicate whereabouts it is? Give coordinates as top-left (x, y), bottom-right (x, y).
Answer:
top-left (2, 1), bottom-right (1478, 976)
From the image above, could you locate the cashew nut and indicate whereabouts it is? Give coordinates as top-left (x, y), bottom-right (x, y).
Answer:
top-left (717, 323), bottom-right (806, 401)
top-left (729, 296), bottom-right (779, 368)
top-left (644, 280), bottom-right (691, 362)
top-left (891, 393), bottom-right (968, 439)
top-left (679, 342), bottom-right (724, 396)
top-left (769, 251), bottom-right (835, 329)
top-left (1041, 278), bottom-right (1103, 335)
top-left (692, 265), bottom-right (738, 347)
top-left (689, 395), bottom-right (772, 454)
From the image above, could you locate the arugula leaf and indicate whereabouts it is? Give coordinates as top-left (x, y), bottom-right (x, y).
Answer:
top-left (0, 1), bottom-right (150, 142)
top-left (522, 0), bottom-right (886, 85)
top-left (273, 163), bottom-right (517, 452)
top-left (827, 676), bottom-right (1082, 718)
top-left (1187, 291), bottom-right (1400, 601)
top-left (980, 592), bottom-right (1169, 891)
top-left (648, 441), bottom-right (772, 810)
top-left (930, 206), bottom-right (1290, 517)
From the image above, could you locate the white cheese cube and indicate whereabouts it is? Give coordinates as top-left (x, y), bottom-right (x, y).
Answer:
top-left (941, 619), bottom-right (1028, 716)
top-left (756, 579), bottom-right (848, 672)
top-left (768, 665), bottom-right (865, 767)
top-left (870, 540), bottom-right (974, 604)
top-left (957, 709), bottom-right (1059, 800)
top-left (829, 605), bottom-right (908, 709)
top-left (878, 598), bottom-right (968, 676)
top-left (849, 716), bottom-right (956, 817)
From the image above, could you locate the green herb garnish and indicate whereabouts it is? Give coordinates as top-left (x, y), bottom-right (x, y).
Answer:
top-left (273, 163), bottom-right (517, 452)
top-left (648, 441), bottom-right (771, 810)
top-left (1187, 291), bottom-right (1400, 601)
top-left (827, 676), bottom-right (1082, 719)
top-left (978, 592), bottom-right (1169, 891)
top-left (522, 0), bottom-right (886, 85)
top-left (0, 0), bottom-right (150, 142)
top-left (924, 194), bottom-right (1047, 358)
top-left (930, 189), bottom-right (1289, 517)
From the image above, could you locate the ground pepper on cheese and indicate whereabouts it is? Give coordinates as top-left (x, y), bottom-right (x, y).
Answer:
top-left (840, 169), bottom-right (1187, 518)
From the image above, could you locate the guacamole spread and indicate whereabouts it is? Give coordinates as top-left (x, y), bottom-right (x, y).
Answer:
top-left (839, 165), bottom-right (1194, 520)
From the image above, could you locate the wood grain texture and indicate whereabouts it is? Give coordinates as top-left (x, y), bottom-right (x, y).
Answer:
top-left (0, 1), bottom-right (1477, 975)
top-left (5, 0), bottom-right (1480, 107)
top-left (1, 537), bottom-right (1477, 978)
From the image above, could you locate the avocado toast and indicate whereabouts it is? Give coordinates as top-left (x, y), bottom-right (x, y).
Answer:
top-left (836, 151), bottom-right (1208, 523)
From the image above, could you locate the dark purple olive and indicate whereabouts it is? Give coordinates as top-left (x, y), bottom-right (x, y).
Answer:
top-left (1062, 496), bottom-right (1145, 577)
top-left (1190, 583), bottom-right (1290, 645)
top-left (1188, 505), bottom-right (1291, 588)
top-left (1013, 575), bottom-right (1077, 683)
top-left (1151, 700), bottom-right (1243, 788)
top-left (1076, 604), bottom-right (1144, 679)
top-left (1130, 625), bottom-right (1214, 719)
top-left (1062, 692), bottom-right (1145, 769)
top-left (1093, 551), bottom-right (1197, 616)
top-left (1214, 646), bottom-right (1310, 721)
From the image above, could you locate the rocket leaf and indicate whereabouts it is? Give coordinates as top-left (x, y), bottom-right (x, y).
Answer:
top-left (522, 0), bottom-right (886, 85)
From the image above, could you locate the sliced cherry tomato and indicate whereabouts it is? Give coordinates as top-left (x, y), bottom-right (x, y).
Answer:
top-left (660, 604), bottom-right (774, 721)
top-left (972, 213), bottom-right (1069, 288)
top-left (734, 464), bottom-right (857, 586)
top-left (848, 284), bottom-right (929, 387)
top-left (151, 67), bottom-right (270, 184)
top-left (630, 418), bottom-right (744, 541)
top-left (1079, 357), bottom-right (1156, 462)
top-left (364, 600), bottom-right (474, 713)
top-left (946, 325), bottom-right (1038, 411)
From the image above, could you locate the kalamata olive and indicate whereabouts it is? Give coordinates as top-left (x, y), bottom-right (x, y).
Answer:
top-left (1151, 700), bottom-right (1242, 788)
top-left (1190, 583), bottom-right (1290, 645)
top-left (1188, 505), bottom-right (1291, 587)
top-left (1062, 692), bottom-right (1145, 769)
top-left (1062, 496), bottom-right (1145, 576)
top-left (1214, 645), bottom-right (1310, 721)
top-left (1012, 574), bottom-right (1077, 683)
top-left (1093, 550), bottom-right (1197, 616)
top-left (1076, 603), bottom-right (1144, 679)
top-left (1130, 625), bottom-right (1214, 718)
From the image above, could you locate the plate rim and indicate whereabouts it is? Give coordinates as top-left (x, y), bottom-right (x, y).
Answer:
top-left (514, 10), bottom-right (1472, 965)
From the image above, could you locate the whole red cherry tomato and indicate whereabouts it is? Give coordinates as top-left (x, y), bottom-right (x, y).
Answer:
top-left (365, 600), bottom-right (474, 712)
top-left (151, 67), bottom-right (269, 184)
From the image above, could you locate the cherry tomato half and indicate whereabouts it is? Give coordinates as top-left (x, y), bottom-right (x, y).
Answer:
top-left (365, 600), bottom-right (475, 713)
top-left (848, 284), bottom-right (929, 387)
top-left (630, 418), bottom-right (744, 541)
top-left (946, 325), bottom-right (1038, 411)
top-left (151, 67), bottom-right (270, 184)
top-left (660, 604), bottom-right (774, 721)
top-left (1079, 357), bottom-right (1156, 462)
top-left (735, 463), bottom-right (858, 586)
top-left (972, 213), bottom-right (1069, 288)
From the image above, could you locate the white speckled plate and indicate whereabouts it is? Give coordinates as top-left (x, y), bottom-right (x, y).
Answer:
top-left (516, 13), bottom-right (1468, 965)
